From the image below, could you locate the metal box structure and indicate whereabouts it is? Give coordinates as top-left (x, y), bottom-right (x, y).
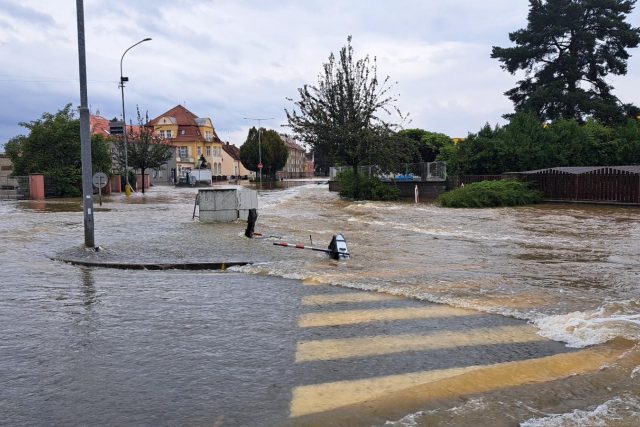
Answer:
top-left (197, 187), bottom-right (258, 222)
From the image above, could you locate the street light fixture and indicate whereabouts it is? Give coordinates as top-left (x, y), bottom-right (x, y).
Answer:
top-left (119, 37), bottom-right (152, 194)
top-left (243, 117), bottom-right (274, 186)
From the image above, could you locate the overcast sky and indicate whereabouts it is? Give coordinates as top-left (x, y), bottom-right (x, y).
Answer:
top-left (1, 0), bottom-right (640, 150)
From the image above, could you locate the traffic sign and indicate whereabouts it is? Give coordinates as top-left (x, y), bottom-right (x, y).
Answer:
top-left (92, 172), bottom-right (108, 188)
top-left (258, 162), bottom-right (263, 169)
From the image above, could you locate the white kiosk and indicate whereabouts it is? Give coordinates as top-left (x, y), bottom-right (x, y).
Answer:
top-left (196, 187), bottom-right (258, 222)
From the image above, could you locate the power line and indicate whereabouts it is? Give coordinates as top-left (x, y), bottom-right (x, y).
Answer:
top-left (0, 78), bottom-right (117, 84)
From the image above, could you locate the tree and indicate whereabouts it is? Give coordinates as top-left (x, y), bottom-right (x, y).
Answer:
top-left (113, 109), bottom-right (173, 194)
top-left (239, 127), bottom-right (288, 180)
top-left (492, 0), bottom-right (640, 124)
top-left (5, 104), bottom-right (111, 197)
top-left (286, 36), bottom-right (406, 197)
top-left (442, 112), bottom-right (640, 175)
top-left (398, 129), bottom-right (454, 162)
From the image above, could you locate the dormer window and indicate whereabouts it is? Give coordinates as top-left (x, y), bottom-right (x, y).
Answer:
top-left (181, 129), bottom-right (186, 135)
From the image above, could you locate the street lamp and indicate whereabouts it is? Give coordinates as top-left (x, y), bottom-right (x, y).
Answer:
top-left (243, 117), bottom-right (274, 186)
top-left (120, 37), bottom-right (151, 194)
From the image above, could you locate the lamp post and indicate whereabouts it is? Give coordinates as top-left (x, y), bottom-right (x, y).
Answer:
top-left (75, 0), bottom-right (94, 247)
top-left (243, 117), bottom-right (273, 186)
top-left (120, 37), bottom-right (151, 195)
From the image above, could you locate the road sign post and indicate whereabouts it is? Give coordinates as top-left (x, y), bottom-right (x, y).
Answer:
top-left (92, 172), bottom-right (108, 206)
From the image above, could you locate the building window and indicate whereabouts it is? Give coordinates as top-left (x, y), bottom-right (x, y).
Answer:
top-left (179, 146), bottom-right (188, 158)
top-left (159, 130), bottom-right (165, 138)
top-left (197, 147), bottom-right (202, 156)
top-left (206, 146), bottom-right (211, 156)
top-left (166, 130), bottom-right (172, 138)
top-left (181, 129), bottom-right (186, 135)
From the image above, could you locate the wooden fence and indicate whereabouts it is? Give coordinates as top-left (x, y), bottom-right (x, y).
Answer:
top-left (459, 169), bottom-right (640, 204)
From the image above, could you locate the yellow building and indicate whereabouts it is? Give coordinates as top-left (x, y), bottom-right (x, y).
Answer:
top-left (221, 142), bottom-right (254, 179)
top-left (147, 105), bottom-right (224, 178)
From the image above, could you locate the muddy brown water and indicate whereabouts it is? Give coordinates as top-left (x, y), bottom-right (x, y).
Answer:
top-left (1, 183), bottom-right (638, 426)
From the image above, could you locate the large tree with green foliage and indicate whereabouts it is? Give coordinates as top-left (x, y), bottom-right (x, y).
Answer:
top-left (113, 110), bottom-right (173, 194)
top-left (5, 104), bottom-right (111, 197)
top-left (491, 0), bottom-right (640, 124)
top-left (239, 127), bottom-right (288, 180)
top-left (398, 129), bottom-right (454, 162)
top-left (443, 112), bottom-right (640, 175)
top-left (286, 36), bottom-right (406, 195)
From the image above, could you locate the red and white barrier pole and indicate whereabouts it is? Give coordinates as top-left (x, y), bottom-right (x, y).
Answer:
top-left (274, 242), bottom-right (332, 253)
top-left (273, 234), bottom-right (351, 260)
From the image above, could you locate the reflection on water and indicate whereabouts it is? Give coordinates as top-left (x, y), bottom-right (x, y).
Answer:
top-left (1, 184), bottom-right (639, 425)
top-left (80, 268), bottom-right (97, 308)
top-left (19, 199), bottom-right (82, 212)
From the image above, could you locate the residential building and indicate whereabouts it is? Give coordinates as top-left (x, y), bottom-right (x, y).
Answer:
top-left (89, 113), bottom-right (176, 186)
top-left (0, 153), bottom-right (15, 187)
top-left (221, 142), bottom-right (254, 179)
top-left (147, 105), bottom-right (223, 180)
top-left (278, 134), bottom-right (309, 179)
top-left (304, 152), bottom-right (315, 177)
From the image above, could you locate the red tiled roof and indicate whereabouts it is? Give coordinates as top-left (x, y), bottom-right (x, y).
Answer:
top-left (222, 142), bottom-right (241, 160)
top-left (148, 104), bottom-right (199, 126)
top-left (90, 114), bottom-right (142, 137)
top-left (147, 105), bottom-right (222, 144)
top-left (90, 115), bottom-right (111, 136)
top-left (279, 134), bottom-right (306, 152)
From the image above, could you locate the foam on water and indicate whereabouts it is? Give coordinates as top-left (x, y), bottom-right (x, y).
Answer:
top-left (533, 301), bottom-right (640, 348)
top-left (235, 256), bottom-right (640, 349)
top-left (381, 398), bottom-right (488, 426)
top-left (259, 183), bottom-right (322, 209)
top-left (519, 395), bottom-right (640, 427)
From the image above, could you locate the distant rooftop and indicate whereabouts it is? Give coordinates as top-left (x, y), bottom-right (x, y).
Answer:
top-left (279, 134), bottom-right (306, 152)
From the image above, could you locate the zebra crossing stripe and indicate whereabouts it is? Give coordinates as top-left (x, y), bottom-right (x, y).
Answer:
top-left (289, 344), bottom-right (629, 418)
top-left (295, 325), bottom-right (545, 362)
top-left (299, 306), bottom-right (475, 328)
top-left (301, 293), bottom-right (401, 306)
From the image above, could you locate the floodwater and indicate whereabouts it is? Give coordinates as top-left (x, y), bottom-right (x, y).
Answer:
top-left (1, 183), bottom-right (639, 426)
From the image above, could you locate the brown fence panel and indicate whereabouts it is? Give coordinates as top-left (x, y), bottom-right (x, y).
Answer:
top-left (529, 173), bottom-right (577, 200)
top-left (575, 171), bottom-right (639, 203)
top-left (458, 171), bottom-right (640, 204)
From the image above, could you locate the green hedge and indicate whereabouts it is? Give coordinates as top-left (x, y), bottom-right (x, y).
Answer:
top-left (436, 179), bottom-right (542, 208)
top-left (336, 169), bottom-right (400, 201)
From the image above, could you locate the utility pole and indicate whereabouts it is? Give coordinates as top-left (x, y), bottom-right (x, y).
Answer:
top-left (75, 0), bottom-right (94, 248)
top-left (243, 117), bottom-right (274, 186)
top-left (120, 37), bottom-right (152, 195)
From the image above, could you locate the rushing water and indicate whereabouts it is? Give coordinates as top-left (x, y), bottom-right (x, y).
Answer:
top-left (1, 183), bottom-right (639, 426)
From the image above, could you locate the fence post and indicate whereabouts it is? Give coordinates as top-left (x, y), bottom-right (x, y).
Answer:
top-left (111, 175), bottom-right (122, 193)
top-left (29, 174), bottom-right (45, 200)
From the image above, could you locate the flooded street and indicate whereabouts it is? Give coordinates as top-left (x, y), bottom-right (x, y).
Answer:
top-left (1, 183), bottom-right (639, 426)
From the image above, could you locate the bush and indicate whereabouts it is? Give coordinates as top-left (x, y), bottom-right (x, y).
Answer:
top-left (436, 179), bottom-right (542, 208)
top-left (336, 169), bottom-right (400, 201)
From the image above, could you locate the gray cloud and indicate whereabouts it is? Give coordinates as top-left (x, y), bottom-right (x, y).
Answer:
top-left (1, 0), bottom-right (639, 150)
top-left (0, 1), bottom-right (54, 25)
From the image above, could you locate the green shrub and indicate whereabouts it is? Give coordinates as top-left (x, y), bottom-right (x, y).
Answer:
top-left (436, 179), bottom-right (542, 208)
top-left (336, 169), bottom-right (400, 201)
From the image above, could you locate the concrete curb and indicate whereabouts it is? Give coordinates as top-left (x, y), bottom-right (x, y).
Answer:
top-left (54, 259), bottom-right (250, 271)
